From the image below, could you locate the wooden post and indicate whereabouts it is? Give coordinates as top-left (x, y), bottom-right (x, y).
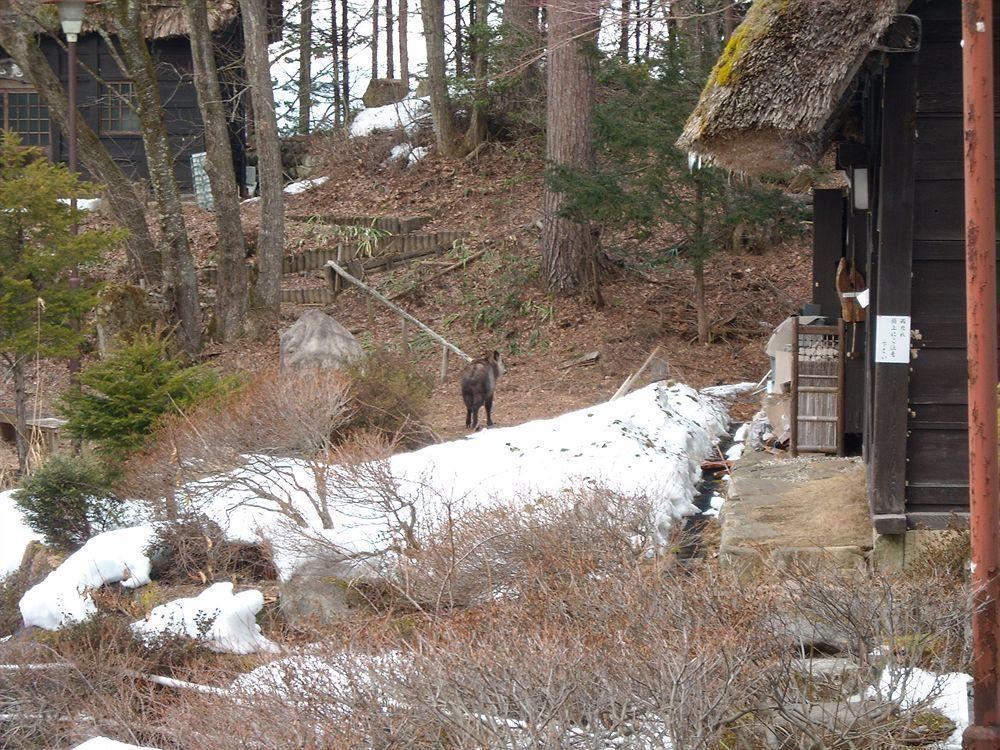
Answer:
top-left (869, 47), bottom-right (918, 536)
top-left (334, 244), bottom-right (345, 295)
top-left (837, 318), bottom-right (846, 457)
top-left (440, 345), bottom-right (449, 382)
top-left (790, 316), bottom-right (799, 457)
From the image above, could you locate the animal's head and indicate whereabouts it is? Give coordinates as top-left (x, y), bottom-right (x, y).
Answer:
top-left (486, 349), bottom-right (507, 377)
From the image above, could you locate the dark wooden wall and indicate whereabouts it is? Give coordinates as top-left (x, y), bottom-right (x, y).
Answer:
top-left (865, 0), bottom-right (1000, 530)
top-left (0, 27), bottom-right (247, 192)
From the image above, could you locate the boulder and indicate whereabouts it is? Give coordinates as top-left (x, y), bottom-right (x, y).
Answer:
top-left (362, 78), bottom-right (409, 108)
top-left (279, 309), bottom-right (365, 371)
top-left (278, 554), bottom-right (366, 627)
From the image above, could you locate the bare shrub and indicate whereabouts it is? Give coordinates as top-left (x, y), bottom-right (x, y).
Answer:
top-left (343, 348), bottom-right (435, 447)
top-left (370, 487), bottom-right (666, 612)
top-left (121, 369), bottom-right (353, 527)
top-left (148, 513), bottom-right (277, 585)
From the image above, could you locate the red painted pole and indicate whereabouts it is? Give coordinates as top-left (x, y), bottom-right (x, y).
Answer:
top-left (67, 34), bottom-right (81, 378)
top-left (962, 0), bottom-right (1000, 747)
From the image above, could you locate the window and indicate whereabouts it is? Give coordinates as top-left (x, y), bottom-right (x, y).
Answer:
top-left (100, 81), bottom-right (140, 134)
top-left (0, 91), bottom-right (51, 150)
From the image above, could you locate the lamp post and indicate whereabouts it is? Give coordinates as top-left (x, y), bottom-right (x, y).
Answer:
top-left (44, 0), bottom-right (95, 377)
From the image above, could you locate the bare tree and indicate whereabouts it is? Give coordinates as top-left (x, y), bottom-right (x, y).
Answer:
top-left (241, 0), bottom-right (284, 314)
top-left (341, 0), bottom-right (351, 118)
top-left (462, 0), bottom-right (489, 152)
top-left (372, 0), bottom-right (380, 77)
top-left (399, 0), bottom-right (410, 87)
top-left (385, 0), bottom-right (395, 78)
top-left (619, 0), bottom-right (630, 59)
top-left (183, 0), bottom-right (249, 342)
top-left (540, 0), bottom-right (603, 305)
top-left (420, 0), bottom-right (457, 153)
top-left (299, 0), bottom-right (313, 133)
top-left (453, 0), bottom-right (464, 77)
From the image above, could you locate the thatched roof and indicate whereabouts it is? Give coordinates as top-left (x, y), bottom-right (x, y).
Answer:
top-left (677, 0), bottom-right (903, 174)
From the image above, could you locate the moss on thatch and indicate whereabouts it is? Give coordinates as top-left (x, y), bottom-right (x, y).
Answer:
top-left (678, 0), bottom-right (901, 174)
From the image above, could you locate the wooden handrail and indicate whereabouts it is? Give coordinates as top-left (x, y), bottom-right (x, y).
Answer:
top-left (325, 260), bottom-right (473, 364)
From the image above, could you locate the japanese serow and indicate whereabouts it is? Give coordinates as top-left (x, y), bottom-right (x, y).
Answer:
top-left (461, 350), bottom-right (506, 430)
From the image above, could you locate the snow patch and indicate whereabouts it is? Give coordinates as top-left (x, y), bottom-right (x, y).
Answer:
top-left (58, 197), bottom-right (103, 211)
top-left (407, 146), bottom-right (430, 166)
top-left (868, 667), bottom-right (971, 749)
top-left (0, 490), bottom-right (43, 578)
top-left (188, 382), bottom-right (731, 580)
top-left (283, 176), bottom-right (329, 195)
top-left (72, 739), bottom-right (160, 750)
top-left (19, 525), bottom-right (157, 630)
top-left (349, 96), bottom-right (430, 138)
top-left (131, 582), bottom-right (278, 655)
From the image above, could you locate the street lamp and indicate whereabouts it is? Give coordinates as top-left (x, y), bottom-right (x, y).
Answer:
top-left (44, 0), bottom-right (96, 377)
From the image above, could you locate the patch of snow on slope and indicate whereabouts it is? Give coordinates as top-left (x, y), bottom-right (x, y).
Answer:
top-left (72, 739), bottom-right (160, 750)
top-left (131, 582), bottom-right (277, 655)
top-left (868, 667), bottom-right (971, 749)
top-left (407, 146), bottom-right (430, 166)
top-left (19, 525), bottom-right (157, 630)
top-left (0, 490), bottom-right (43, 578)
top-left (349, 96), bottom-right (429, 137)
top-left (189, 382), bottom-right (731, 579)
top-left (283, 176), bottom-right (329, 194)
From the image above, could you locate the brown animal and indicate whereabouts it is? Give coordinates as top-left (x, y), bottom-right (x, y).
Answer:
top-left (461, 350), bottom-right (506, 430)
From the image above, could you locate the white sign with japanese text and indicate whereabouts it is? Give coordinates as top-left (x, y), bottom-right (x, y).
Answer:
top-left (875, 315), bottom-right (911, 363)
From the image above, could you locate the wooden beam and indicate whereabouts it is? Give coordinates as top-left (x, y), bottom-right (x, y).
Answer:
top-left (873, 513), bottom-right (908, 535)
top-left (869, 49), bottom-right (919, 524)
top-left (812, 189), bottom-right (847, 319)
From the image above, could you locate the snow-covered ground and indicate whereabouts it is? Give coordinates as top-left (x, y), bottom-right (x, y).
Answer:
top-left (0, 490), bottom-right (42, 577)
top-left (868, 667), bottom-right (971, 750)
top-left (349, 96), bottom-right (430, 137)
top-left (19, 524), bottom-right (157, 630)
top-left (131, 582), bottom-right (278, 655)
top-left (72, 739), bottom-right (159, 750)
top-left (11, 382), bottom-right (735, 642)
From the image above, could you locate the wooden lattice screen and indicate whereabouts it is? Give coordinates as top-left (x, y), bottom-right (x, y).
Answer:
top-left (790, 319), bottom-right (846, 456)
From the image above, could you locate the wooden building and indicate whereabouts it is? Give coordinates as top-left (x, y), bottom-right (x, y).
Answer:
top-left (680, 0), bottom-right (985, 534)
top-left (0, 0), bottom-right (281, 191)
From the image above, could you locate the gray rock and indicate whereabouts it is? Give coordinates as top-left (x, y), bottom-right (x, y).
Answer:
top-left (278, 554), bottom-right (365, 627)
top-left (279, 309), bottom-right (365, 371)
top-left (362, 78), bottom-right (409, 108)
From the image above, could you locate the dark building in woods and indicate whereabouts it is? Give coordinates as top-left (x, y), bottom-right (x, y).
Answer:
top-left (681, 0), bottom-right (988, 535)
top-left (0, 0), bottom-right (281, 191)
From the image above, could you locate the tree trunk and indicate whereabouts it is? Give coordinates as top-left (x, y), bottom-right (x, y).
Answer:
top-left (241, 0), bottom-right (284, 314)
top-left (12, 357), bottom-right (28, 475)
top-left (372, 0), bottom-right (380, 78)
top-left (462, 0), bottom-right (488, 152)
top-left (454, 0), bottom-right (464, 77)
top-left (0, 14), bottom-right (161, 291)
top-left (643, 0), bottom-right (652, 60)
top-left (110, 2), bottom-right (202, 353)
top-left (331, 2), bottom-right (342, 127)
top-left (619, 0), bottom-right (630, 60)
top-left (299, 0), bottom-right (313, 133)
top-left (499, 0), bottom-right (541, 106)
top-left (386, 0), bottom-right (395, 78)
top-left (183, 0), bottom-right (249, 342)
top-left (420, 0), bottom-right (457, 153)
top-left (342, 0), bottom-right (351, 118)
top-left (693, 260), bottom-right (709, 344)
top-left (399, 0), bottom-right (410, 87)
top-left (540, 0), bottom-right (602, 305)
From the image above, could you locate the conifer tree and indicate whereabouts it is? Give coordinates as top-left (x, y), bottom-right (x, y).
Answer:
top-left (0, 134), bottom-right (120, 473)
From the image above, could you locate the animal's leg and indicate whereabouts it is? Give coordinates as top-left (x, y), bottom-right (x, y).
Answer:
top-left (466, 408), bottom-right (473, 428)
top-left (471, 405), bottom-right (480, 430)
top-left (485, 396), bottom-right (494, 427)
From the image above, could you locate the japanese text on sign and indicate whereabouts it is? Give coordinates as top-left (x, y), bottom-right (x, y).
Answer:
top-left (875, 315), bottom-right (911, 364)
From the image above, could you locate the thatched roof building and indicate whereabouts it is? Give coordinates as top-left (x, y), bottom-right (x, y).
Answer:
top-left (677, 0), bottom-right (906, 174)
top-left (33, 0), bottom-right (284, 42)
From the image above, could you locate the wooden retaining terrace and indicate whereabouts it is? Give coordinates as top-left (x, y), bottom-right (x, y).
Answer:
top-left (198, 230), bottom-right (469, 286)
top-left (286, 214), bottom-right (431, 235)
